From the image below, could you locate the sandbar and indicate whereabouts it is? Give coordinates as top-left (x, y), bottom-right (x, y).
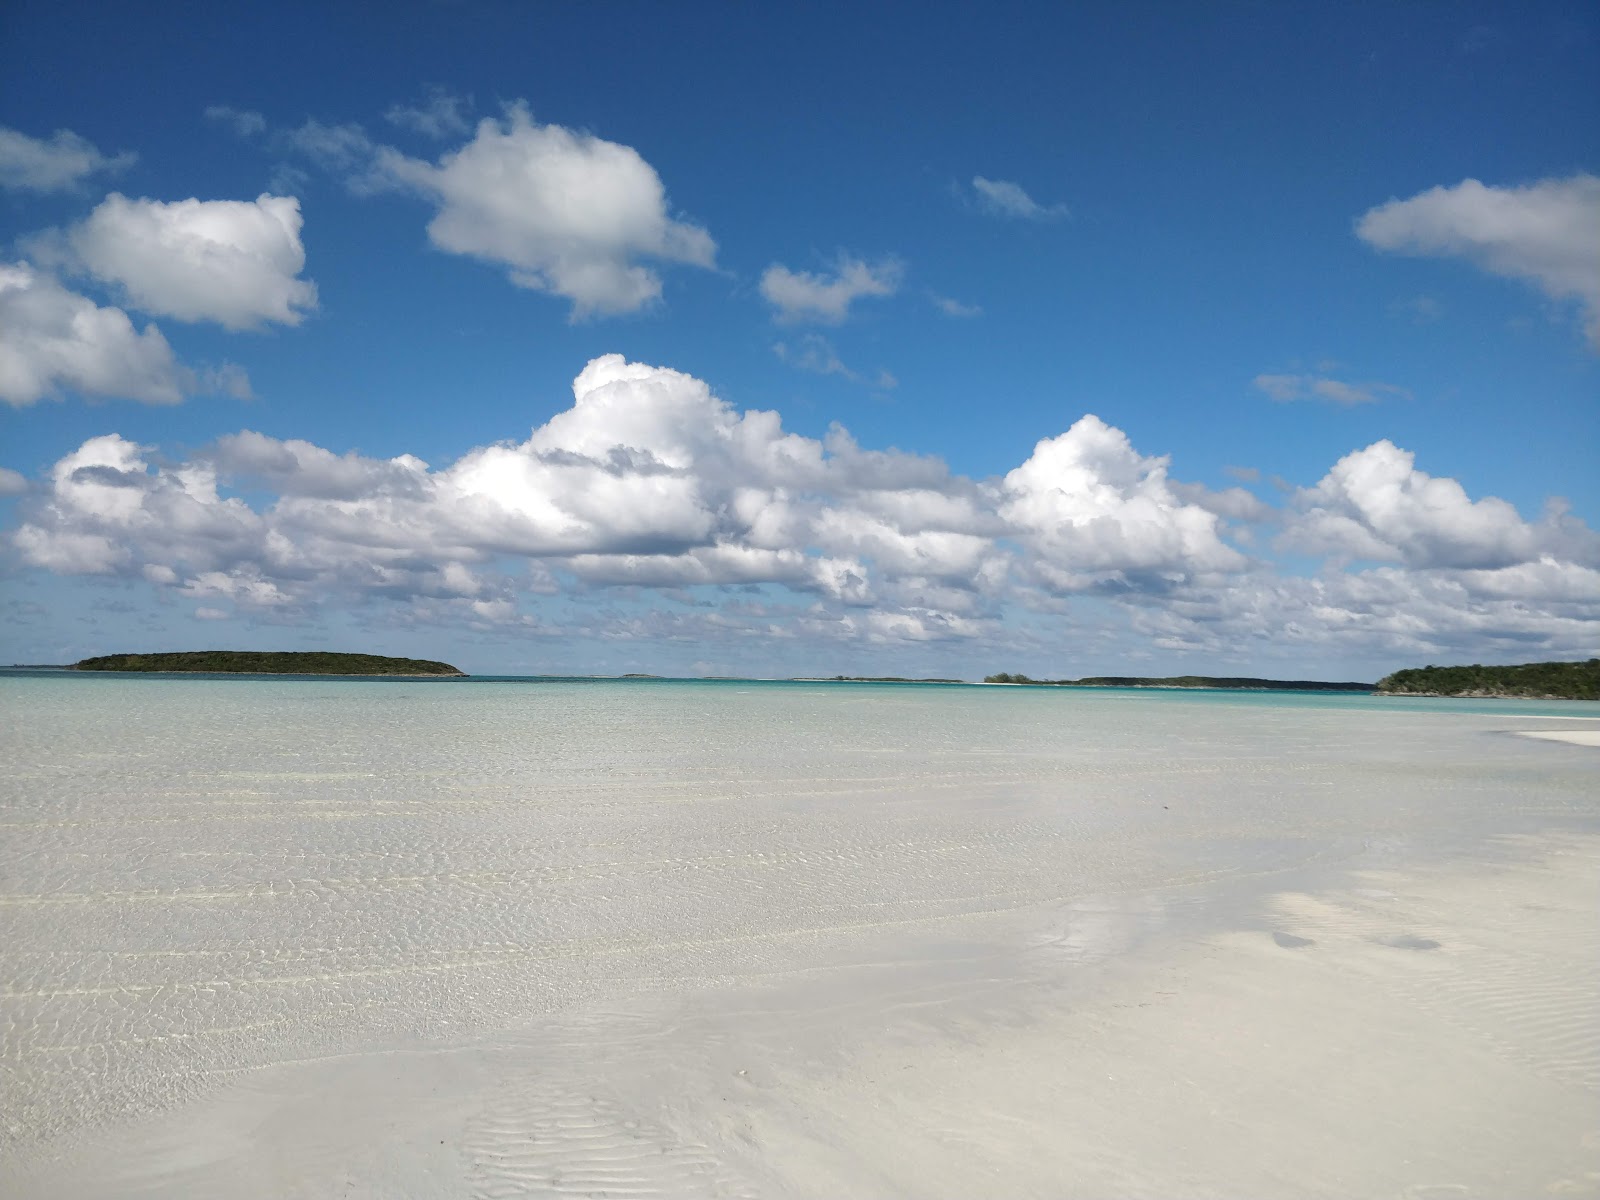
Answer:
top-left (1519, 728), bottom-right (1600, 747)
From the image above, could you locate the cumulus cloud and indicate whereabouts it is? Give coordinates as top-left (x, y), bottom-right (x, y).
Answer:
top-left (1120, 561), bottom-right (1600, 667)
top-left (377, 104), bottom-right (715, 317)
top-left (8, 355), bottom-right (1219, 624)
top-left (1167, 480), bottom-right (1273, 523)
top-left (7, 356), bottom-right (1594, 666)
top-left (0, 125), bottom-right (134, 192)
top-left (0, 262), bottom-right (225, 407)
top-left (53, 193), bottom-right (317, 330)
top-left (1001, 416), bottom-right (1248, 592)
top-left (1253, 373), bottom-right (1410, 405)
top-left (1281, 440), bottom-right (1599, 570)
top-left (970, 177), bottom-right (1068, 220)
top-left (1357, 174), bottom-right (1600, 346)
top-left (760, 256), bottom-right (901, 324)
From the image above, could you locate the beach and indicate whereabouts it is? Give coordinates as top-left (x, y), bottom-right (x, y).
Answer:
top-left (2, 676), bottom-right (1596, 1198)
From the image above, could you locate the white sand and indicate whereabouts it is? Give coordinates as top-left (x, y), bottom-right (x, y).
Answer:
top-left (1519, 728), bottom-right (1600, 747)
top-left (2, 679), bottom-right (1597, 1197)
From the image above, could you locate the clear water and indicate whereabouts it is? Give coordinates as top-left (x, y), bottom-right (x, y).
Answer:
top-left (2, 672), bottom-right (1595, 1161)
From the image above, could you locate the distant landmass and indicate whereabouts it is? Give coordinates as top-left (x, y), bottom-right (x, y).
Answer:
top-left (794, 675), bottom-right (966, 684)
top-left (1375, 659), bottom-right (1598, 701)
top-left (72, 651), bottom-right (466, 677)
top-left (983, 673), bottom-right (1374, 692)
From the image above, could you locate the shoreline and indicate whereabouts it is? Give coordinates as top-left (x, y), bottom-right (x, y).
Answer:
top-left (1517, 729), bottom-right (1600, 747)
top-left (1377, 688), bottom-right (1597, 700)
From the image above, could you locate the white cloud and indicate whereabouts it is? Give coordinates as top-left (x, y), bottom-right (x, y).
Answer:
top-left (378, 104), bottom-right (715, 317)
top-left (1001, 416), bottom-right (1248, 591)
top-left (279, 119), bottom-right (377, 174)
top-left (971, 176), bottom-right (1068, 220)
top-left (0, 263), bottom-right (188, 406)
top-left (759, 256), bottom-right (901, 324)
top-left (1282, 440), bottom-right (1599, 570)
top-left (58, 193), bottom-right (317, 330)
top-left (1167, 480), bottom-right (1273, 523)
top-left (0, 357), bottom-right (996, 629)
top-left (1357, 174), bottom-right (1600, 347)
top-left (772, 334), bottom-right (896, 390)
top-left (0, 125), bottom-right (134, 192)
top-left (385, 88), bottom-right (471, 139)
top-left (774, 333), bottom-right (855, 378)
top-left (7, 356), bottom-right (1594, 667)
top-left (1253, 373), bottom-right (1410, 405)
top-left (203, 106), bottom-right (266, 138)
top-left (0, 467), bottom-right (29, 496)
top-left (1120, 562), bottom-right (1600, 668)
top-left (930, 293), bottom-right (981, 318)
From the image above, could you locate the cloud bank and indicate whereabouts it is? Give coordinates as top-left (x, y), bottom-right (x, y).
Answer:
top-left (8, 356), bottom-right (1594, 665)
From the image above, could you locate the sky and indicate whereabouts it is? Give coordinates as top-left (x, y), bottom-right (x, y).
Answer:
top-left (1, 0), bottom-right (1597, 680)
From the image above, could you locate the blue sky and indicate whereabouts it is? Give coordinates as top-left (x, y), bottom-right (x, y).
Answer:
top-left (2, 1), bottom-right (1596, 678)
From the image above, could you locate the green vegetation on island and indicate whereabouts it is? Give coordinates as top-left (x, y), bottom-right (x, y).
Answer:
top-left (984, 673), bottom-right (1373, 692)
top-left (1375, 659), bottom-right (1599, 700)
top-left (72, 651), bottom-right (465, 677)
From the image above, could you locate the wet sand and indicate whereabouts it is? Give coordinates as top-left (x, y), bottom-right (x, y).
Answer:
top-left (2, 679), bottom-right (1596, 1197)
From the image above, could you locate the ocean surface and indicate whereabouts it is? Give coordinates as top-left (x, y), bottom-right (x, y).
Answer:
top-left (2, 673), bottom-right (1596, 1196)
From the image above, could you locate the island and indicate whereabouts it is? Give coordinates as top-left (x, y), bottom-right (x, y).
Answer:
top-left (72, 651), bottom-right (466, 677)
top-left (1375, 659), bottom-right (1599, 700)
top-left (983, 673), bottom-right (1374, 692)
top-left (793, 675), bottom-right (966, 684)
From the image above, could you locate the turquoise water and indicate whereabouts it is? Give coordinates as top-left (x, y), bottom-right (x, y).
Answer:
top-left (5, 667), bottom-right (1596, 720)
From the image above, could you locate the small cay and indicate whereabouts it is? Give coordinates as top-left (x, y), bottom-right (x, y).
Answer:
top-left (72, 651), bottom-right (466, 677)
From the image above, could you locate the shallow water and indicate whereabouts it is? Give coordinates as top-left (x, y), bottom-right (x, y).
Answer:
top-left (2, 675), bottom-right (1596, 1196)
